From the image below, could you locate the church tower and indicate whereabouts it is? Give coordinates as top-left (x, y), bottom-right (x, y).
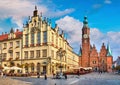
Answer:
top-left (81, 16), bottom-right (90, 67)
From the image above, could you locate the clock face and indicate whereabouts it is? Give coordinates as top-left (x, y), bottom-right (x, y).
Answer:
top-left (83, 34), bottom-right (88, 38)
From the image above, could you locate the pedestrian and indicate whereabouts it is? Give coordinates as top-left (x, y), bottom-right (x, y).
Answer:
top-left (45, 74), bottom-right (47, 80)
top-left (77, 70), bottom-right (80, 76)
top-left (1, 72), bottom-right (3, 78)
top-left (64, 74), bottom-right (67, 79)
top-left (37, 72), bottom-right (40, 78)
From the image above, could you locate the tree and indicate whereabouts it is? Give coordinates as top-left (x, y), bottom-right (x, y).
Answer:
top-left (115, 65), bottom-right (120, 70)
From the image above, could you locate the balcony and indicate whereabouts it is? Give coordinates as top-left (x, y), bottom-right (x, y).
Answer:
top-left (8, 57), bottom-right (13, 61)
top-left (16, 46), bottom-right (20, 48)
top-left (42, 43), bottom-right (47, 46)
top-left (8, 47), bottom-right (13, 53)
top-left (24, 45), bottom-right (28, 48)
top-left (15, 57), bottom-right (19, 60)
top-left (36, 43), bottom-right (40, 46)
top-left (30, 44), bottom-right (34, 47)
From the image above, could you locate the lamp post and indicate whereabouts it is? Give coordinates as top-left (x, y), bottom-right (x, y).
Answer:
top-left (57, 48), bottom-right (66, 76)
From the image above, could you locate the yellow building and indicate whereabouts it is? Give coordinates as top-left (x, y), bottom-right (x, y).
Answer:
top-left (0, 6), bottom-right (79, 74)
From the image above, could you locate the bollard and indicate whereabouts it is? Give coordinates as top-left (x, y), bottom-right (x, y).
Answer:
top-left (55, 83), bottom-right (56, 85)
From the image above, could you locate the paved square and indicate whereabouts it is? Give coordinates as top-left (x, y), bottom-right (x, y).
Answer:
top-left (10, 72), bottom-right (120, 85)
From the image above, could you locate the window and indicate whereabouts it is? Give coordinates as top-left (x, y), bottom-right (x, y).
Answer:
top-left (2, 53), bottom-right (7, 60)
top-left (37, 32), bottom-right (41, 44)
top-left (43, 31), bottom-right (47, 43)
top-left (31, 33), bottom-right (34, 44)
top-left (24, 51), bottom-right (28, 59)
top-left (25, 34), bottom-right (28, 46)
top-left (16, 52), bottom-right (20, 58)
top-left (31, 63), bottom-right (34, 72)
top-left (51, 50), bottom-right (54, 58)
top-left (3, 43), bottom-right (7, 49)
top-left (30, 51), bottom-right (34, 58)
top-left (93, 61), bottom-right (96, 64)
top-left (10, 52), bottom-right (13, 57)
top-left (36, 50), bottom-right (40, 58)
top-left (42, 49), bottom-right (47, 57)
top-left (102, 60), bottom-right (105, 64)
top-left (10, 42), bottom-right (13, 48)
top-left (16, 41), bottom-right (20, 47)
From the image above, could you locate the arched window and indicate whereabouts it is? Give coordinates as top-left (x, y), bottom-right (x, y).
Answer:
top-left (25, 63), bottom-right (29, 73)
top-left (31, 63), bottom-right (34, 73)
top-left (43, 31), bottom-right (47, 43)
top-left (31, 33), bottom-right (34, 44)
top-left (25, 34), bottom-right (28, 46)
top-left (37, 32), bottom-right (40, 44)
top-left (37, 63), bottom-right (40, 72)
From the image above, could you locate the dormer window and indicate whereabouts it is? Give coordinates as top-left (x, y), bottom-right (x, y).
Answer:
top-left (10, 42), bottom-right (13, 48)
top-left (16, 41), bottom-right (20, 48)
top-left (3, 43), bottom-right (7, 49)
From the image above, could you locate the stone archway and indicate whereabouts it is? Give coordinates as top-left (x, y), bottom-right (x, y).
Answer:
top-left (25, 63), bottom-right (29, 73)
top-left (30, 63), bottom-right (35, 73)
top-left (37, 63), bottom-right (40, 73)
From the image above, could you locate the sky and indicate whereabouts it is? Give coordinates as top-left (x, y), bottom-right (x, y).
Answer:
top-left (0, 0), bottom-right (120, 60)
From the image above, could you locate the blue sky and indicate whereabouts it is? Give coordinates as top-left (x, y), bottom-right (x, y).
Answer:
top-left (0, 0), bottom-right (120, 60)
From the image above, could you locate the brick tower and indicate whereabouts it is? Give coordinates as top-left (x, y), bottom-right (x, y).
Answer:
top-left (81, 16), bottom-right (90, 67)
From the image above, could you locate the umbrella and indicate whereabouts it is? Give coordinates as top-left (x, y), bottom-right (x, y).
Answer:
top-left (3, 66), bottom-right (10, 70)
top-left (10, 66), bottom-right (22, 70)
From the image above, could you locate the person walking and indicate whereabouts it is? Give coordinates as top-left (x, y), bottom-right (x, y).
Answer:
top-left (64, 74), bottom-right (67, 79)
top-left (37, 72), bottom-right (40, 78)
top-left (45, 74), bottom-right (47, 80)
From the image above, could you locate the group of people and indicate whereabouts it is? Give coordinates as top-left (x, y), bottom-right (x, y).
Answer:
top-left (0, 71), bottom-right (6, 78)
top-left (37, 72), bottom-right (68, 80)
top-left (53, 72), bottom-right (67, 79)
top-left (37, 72), bottom-right (47, 80)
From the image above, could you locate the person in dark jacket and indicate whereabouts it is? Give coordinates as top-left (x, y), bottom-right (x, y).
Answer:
top-left (37, 72), bottom-right (40, 78)
top-left (45, 74), bottom-right (47, 80)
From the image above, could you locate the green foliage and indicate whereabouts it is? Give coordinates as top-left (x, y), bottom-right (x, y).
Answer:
top-left (115, 65), bottom-right (120, 70)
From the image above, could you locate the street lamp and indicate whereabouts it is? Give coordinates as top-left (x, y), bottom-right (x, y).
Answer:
top-left (57, 48), bottom-right (66, 76)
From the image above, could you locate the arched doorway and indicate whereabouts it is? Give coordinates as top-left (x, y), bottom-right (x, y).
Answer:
top-left (37, 63), bottom-right (40, 73)
top-left (31, 63), bottom-right (34, 73)
top-left (25, 63), bottom-right (29, 73)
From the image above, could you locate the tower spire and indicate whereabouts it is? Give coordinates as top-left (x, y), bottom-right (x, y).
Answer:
top-left (83, 16), bottom-right (88, 27)
top-left (78, 45), bottom-right (82, 56)
top-left (35, 5), bottom-right (37, 10)
top-left (107, 42), bottom-right (112, 56)
top-left (33, 5), bottom-right (38, 16)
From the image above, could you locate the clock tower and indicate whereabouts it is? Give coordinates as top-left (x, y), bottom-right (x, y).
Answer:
top-left (81, 16), bottom-right (90, 67)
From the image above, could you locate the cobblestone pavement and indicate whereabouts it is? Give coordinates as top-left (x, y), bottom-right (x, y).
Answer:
top-left (0, 77), bottom-right (31, 85)
top-left (1, 72), bottom-right (120, 85)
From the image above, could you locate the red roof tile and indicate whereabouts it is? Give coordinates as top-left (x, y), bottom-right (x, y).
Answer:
top-left (0, 34), bottom-right (8, 41)
top-left (0, 31), bottom-right (22, 41)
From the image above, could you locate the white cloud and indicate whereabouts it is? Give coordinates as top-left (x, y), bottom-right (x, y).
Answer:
top-left (56, 16), bottom-right (83, 44)
top-left (56, 16), bottom-right (120, 60)
top-left (104, 0), bottom-right (112, 4)
top-left (93, 4), bottom-right (102, 9)
top-left (0, 0), bottom-right (74, 29)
